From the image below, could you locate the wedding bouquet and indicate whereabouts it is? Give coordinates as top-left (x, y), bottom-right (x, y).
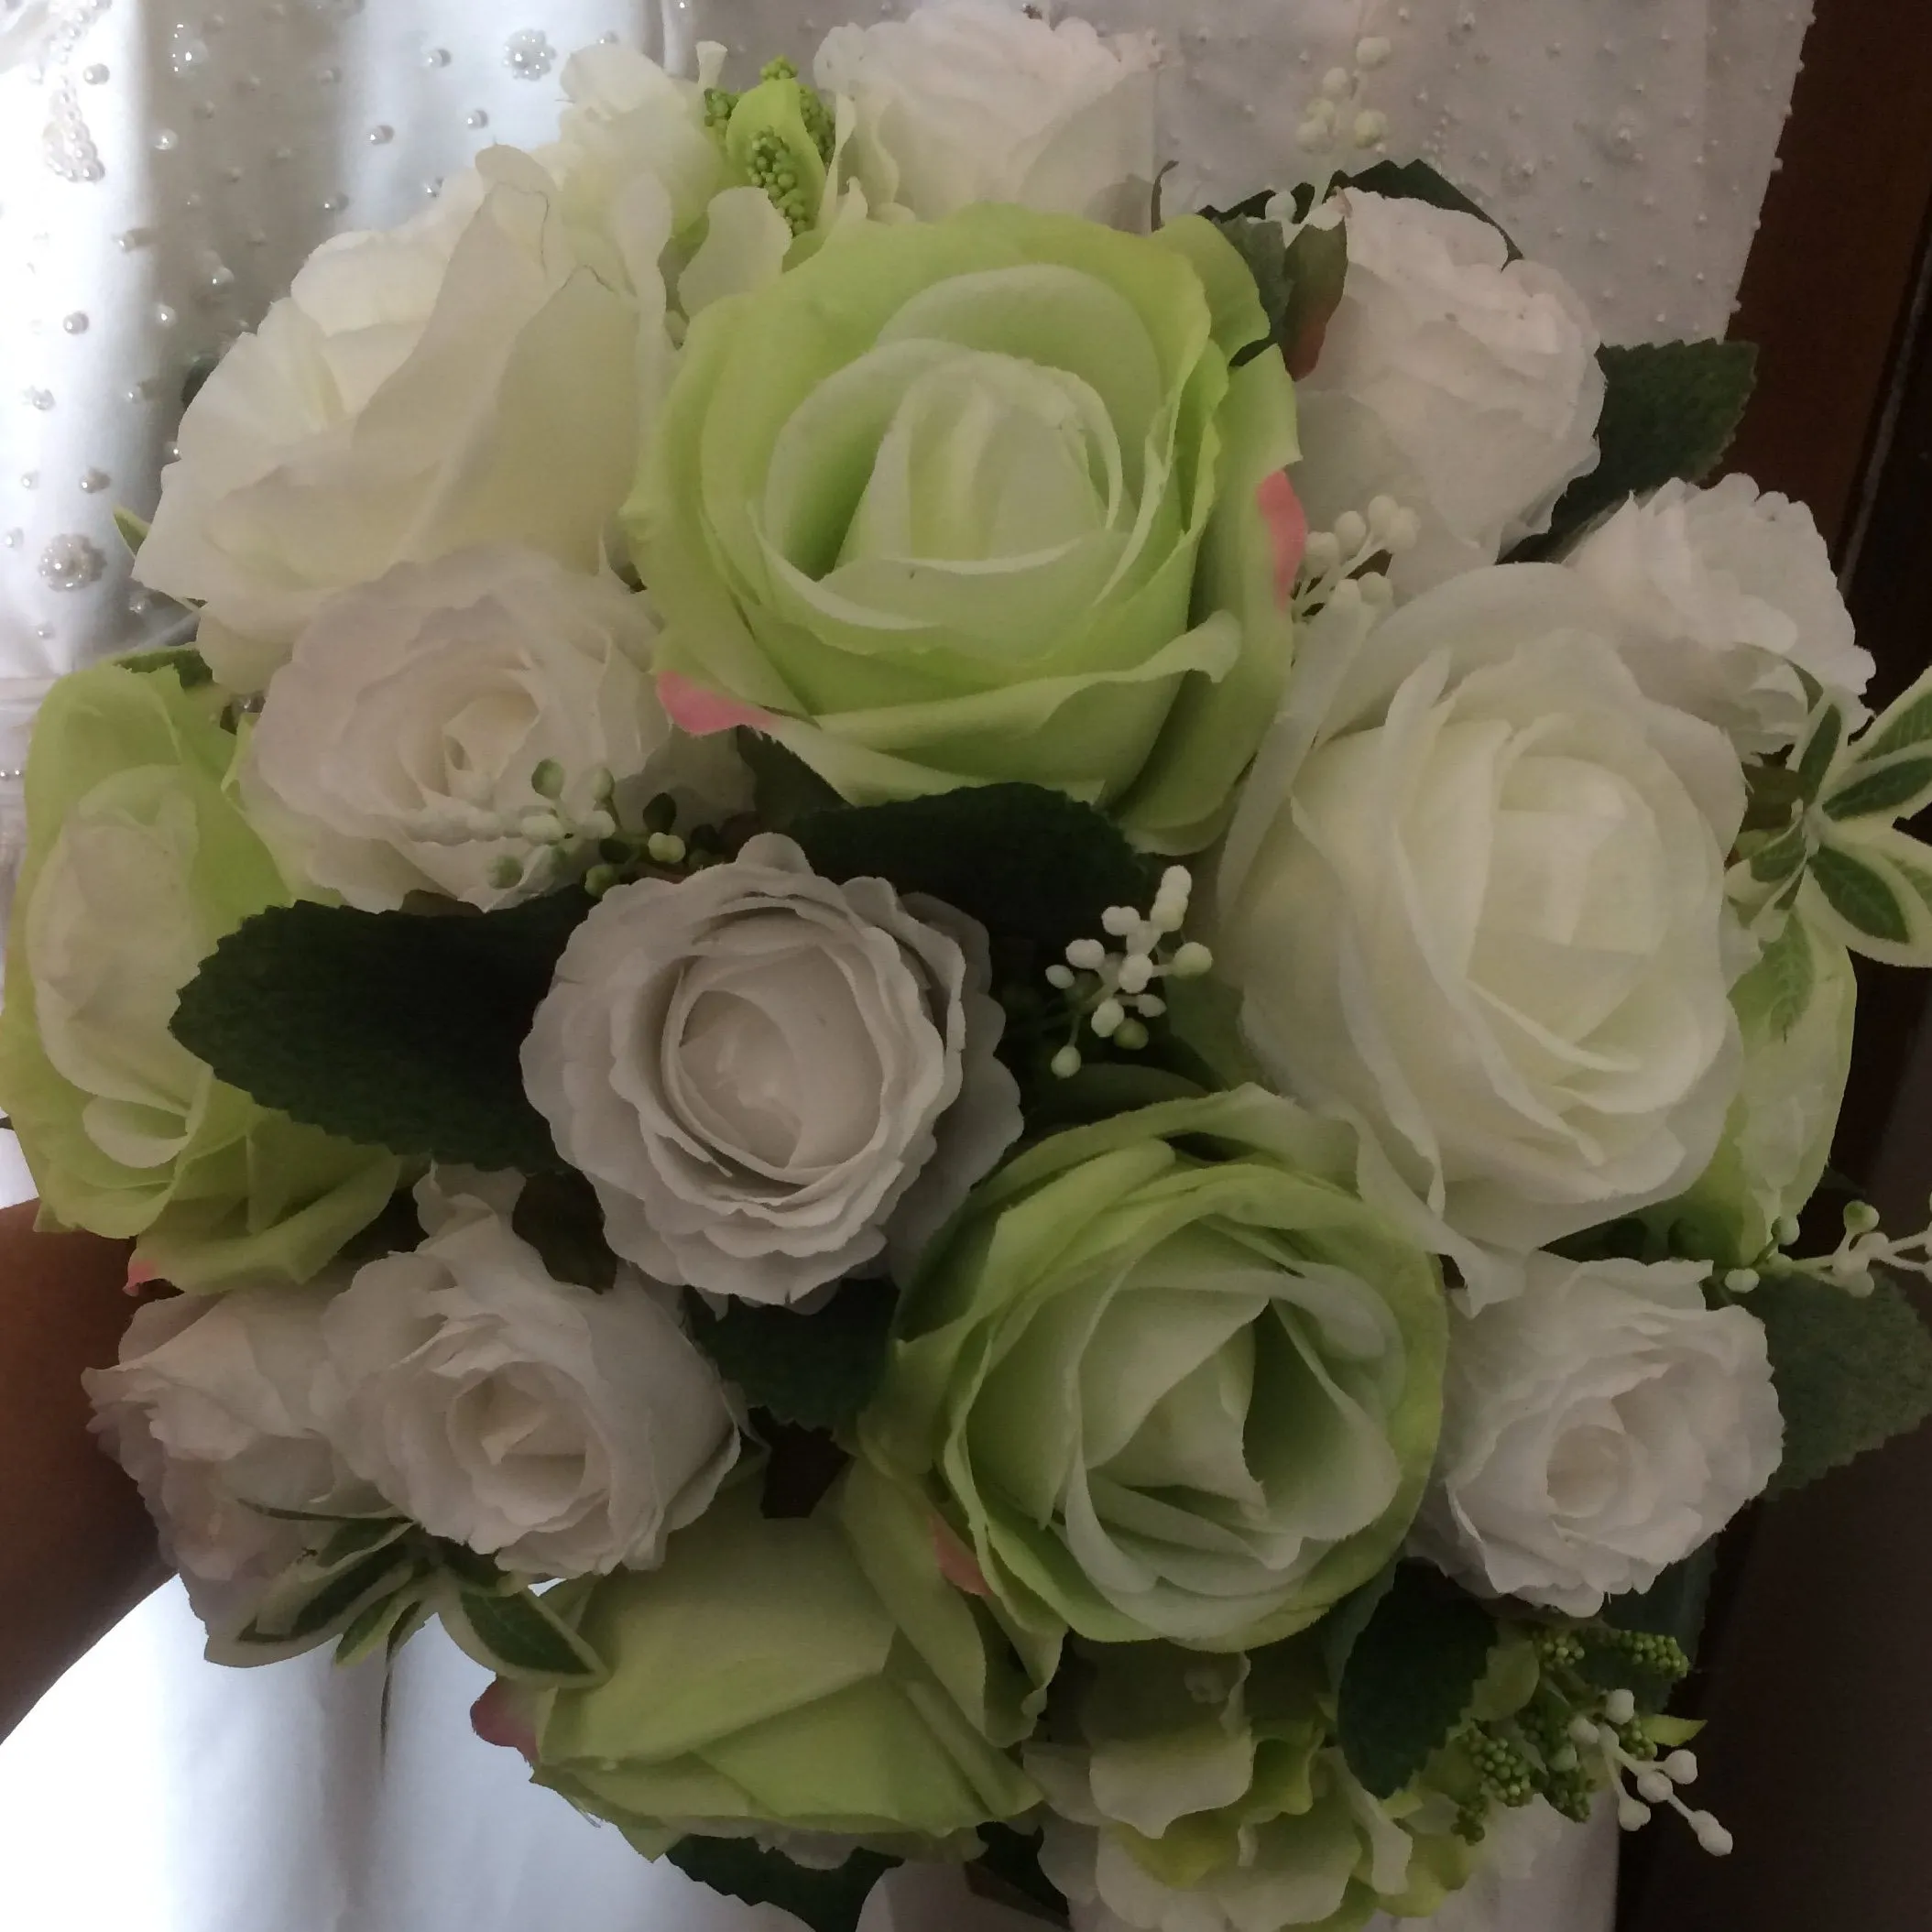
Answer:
top-left (9, 6), bottom-right (1932, 1928)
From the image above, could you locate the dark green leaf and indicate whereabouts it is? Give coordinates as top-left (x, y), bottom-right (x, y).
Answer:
top-left (737, 726), bottom-right (843, 830)
top-left (1752, 915), bottom-right (1816, 1041)
top-left (687, 1278), bottom-right (897, 1432)
top-left (1602, 1544), bottom-right (1719, 1664)
top-left (317, 1515), bottom-right (412, 1569)
top-left (1812, 843), bottom-right (1910, 944)
top-left (1344, 158), bottom-right (1520, 257)
top-left (335, 1586), bottom-right (428, 1667)
top-left (1208, 213), bottom-right (1349, 376)
top-left (1337, 1565), bottom-right (1498, 1798)
top-left (1319, 1562), bottom-right (1400, 1688)
top-left (1752, 1273), bottom-right (1932, 1493)
top-left (171, 890), bottom-right (593, 1173)
top-left (115, 643), bottom-right (213, 689)
top-left (667, 1837), bottom-right (896, 1932)
top-left (1825, 758), bottom-right (1932, 823)
top-left (969, 1825), bottom-right (1071, 1927)
top-left (1516, 342), bottom-right (1759, 561)
top-left (511, 1169), bottom-right (617, 1292)
top-left (1023, 1062), bottom-right (1208, 1134)
top-left (1741, 759), bottom-right (1809, 837)
top-left (1796, 704), bottom-right (1847, 800)
top-left (448, 1588), bottom-right (606, 1684)
top-left (757, 1420), bottom-right (852, 1521)
top-left (242, 1547), bottom-right (417, 1645)
top-left (791, 783), bottom-right (1153, 960)
top-left (1747, 820), bottom-right (1813, 887)
top-left (1861, 672), bottom-right (1932, 762)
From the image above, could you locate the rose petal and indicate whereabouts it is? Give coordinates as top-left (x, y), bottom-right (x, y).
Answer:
top-left (470, 1679), bottom-right (539, 1763)
top-left (657, 671), bottom-right (775, 738)
top-left (1257, 470), bottom-right (1307, 609)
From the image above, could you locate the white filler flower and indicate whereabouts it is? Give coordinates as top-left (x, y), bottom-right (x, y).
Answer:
top-left (319, 1174), bottom-right (737, 1579)
top-left (1217, 564), bottom-right (1746, 1304)
top-left (86, 1284), bottom-right (363, 1640)
top-left (815, 0), bottom-right (1160, 229)
top-left (136, 147), bottom-right (649, 691)
top-left (1294, 189), bottom-right (1605, 596)
top-left (521, 834), bottom-right (1022, 1304)
top-left (245, 546), bottom-right (686, 912)
top-left (1414, 1254), bottom-right (1783, 1614)
top-left (1567, 475), bottom-right (1874, 755)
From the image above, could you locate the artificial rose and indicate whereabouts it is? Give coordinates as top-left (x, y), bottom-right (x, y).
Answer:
top-left (1294, 190), bottom-right (1604, 596)
top-left (862, 1087), bottom-right (1446, 1651)
top-left (134, 147), bottom-right (647, 691)
top-left (1566, 475), bottom-right (1874, 756)
top-left (1217, 564), bottom-right (1746, 1304)
top-left (1031, 1644), bottom-right (1477, 1932)
top-left (85, 1283), bottom-right (370, 1641)
top-left (521, 833), bottom-right (1021, 1304)
top-left (630, 202), bottom-right (1299, 855)
top-left (1412, 1254), bottom-right (1783, 1615)
top-left (318, 1173), bottom-right (737, 1579)
top-left (1664, 916), bottom-right (1857, 1268)
top-left (815, 1), bottom-right (1161, 230)
top-left (243, 546), bottom-right (735, 912)
top-left (0, 666), bottom-right (399, 1288)
top-left (520, 1462), bottom-right (1040, 1853)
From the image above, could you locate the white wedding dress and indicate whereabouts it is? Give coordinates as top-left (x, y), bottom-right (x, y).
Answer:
top-left (0, 4), bottom-right (1811, 1928)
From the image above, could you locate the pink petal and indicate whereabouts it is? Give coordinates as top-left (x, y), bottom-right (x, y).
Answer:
top-left (1258, 470), bottom-right (1308, 609)
top-left (657, 671), bottom-right (774, 739)
top-left (933, 1516), bottom-right (993, 1599)
top-left (470, 1680), bottom-right (538, 1763)
top-left (125, 1257), bottom-right (164, 1296)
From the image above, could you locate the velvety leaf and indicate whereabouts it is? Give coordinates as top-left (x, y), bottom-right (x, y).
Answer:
top-left (1517, 341), bottom-right (1759, 560)
top-left (171, 890), bottom-right (593, 1173)
top-left (1345, 158), bottom-right (1520, 257)
top-left (115, 642), bottom-right (214, 689)
top-left (791, 782), bottom-right (1154, 959)
top-left (1752, 1274), bottom-right (1932, 1494)
top-left (737, 726), bottom-right (842, 830)
top-left (687, 1278), bottom-right (897, 1432)
top-left (667, 1837), bottom-right (897, 1932)
top-left (511, 1169), bottom-right (618, 1292)
top-left (1337, 1565), bottom-right (1498, 1798)
top-left (1601, 1544), bottom-right (1719, 1664)
top-left (969, 1825), bottom-right (1071, 1927)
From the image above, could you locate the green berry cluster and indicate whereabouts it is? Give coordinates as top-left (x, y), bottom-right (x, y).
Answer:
top-left (582, 793), bottom-right (730, 899)
top-left (744, 129), bottom-right (816, 235)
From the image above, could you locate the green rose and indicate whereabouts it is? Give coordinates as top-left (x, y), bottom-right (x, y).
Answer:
top-left (1031, 1643), bottom-right (1479, 1932)
top-left (630, 203), bottom-right (1299, 854)
top-left (0, 666), bottom-right (399, 1287)
top-left (527, 1461), bottom-right (1041, 1854)
top-left (1660, 916), bottom-right (1856, 1267)
top-left (862, 1088), bottom-right (1446, 1653)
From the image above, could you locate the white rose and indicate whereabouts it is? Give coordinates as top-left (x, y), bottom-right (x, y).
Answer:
top-left (1413, 1254), bottom-right (1783, 1614)
top-left (243, 545), bottom-right (733, 912)
top-left (521, 834), bottom-right (1023, 1304)
top-left (1566, 475), bottom-right (1874, 755)
top-left (1295, 190), bottom-right (1605, 596)
top-left (814, 0), bottom-right (1160, 230)
top-left (1217, 565), bottom-right (1746, 1304)
top-left (135, 147), bottom-right (651, 692)
top-left (85, 1285), bottom-right (366, 1640)
top-left (318, 1175), bottom-right (738, 1578)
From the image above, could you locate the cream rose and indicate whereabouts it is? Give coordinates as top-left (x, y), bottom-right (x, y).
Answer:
top-left (318, 1174), bottom-right (738, 1579)
top-left (1566, 475), bottom-right (1874, 755)
top-left (85, 1284), bottom-right (366, 1640)
top-left (134, 147), bottom-right (649, 691)
top-left (520, 835), bottom-right (1021, 1304)
top-left (1413, 1254), bottom-right (1783, 1614)
top-left (814, 0), bottom-right (1160, 230)
top-left (243, 546), bottom-right (721, 912)
top-left (1294, 190), bottom-right (1605, 596)
top-left (1217, 565), bottom-right (1746, 1304)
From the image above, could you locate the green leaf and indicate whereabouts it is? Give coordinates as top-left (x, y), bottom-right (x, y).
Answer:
top-left (1753, 1274), bottom-right (1932, 1494)
top-left (1344, 158), bottom-right (1521, 257)
top-left (1319, 1562), bottom-right (1400, 1688)
top-left (687, 1278), bottom-right (897, 1432)
top-left (667, 1837), bottom-right (896, 1932)
top-left (969, 1825), bottom-right (1071, 1927)
top-left (171, 890), bottom-right (593, 1173)
top-left (113, 507), bottom-right (152, 558)
top-left (316, 1515), bottom-right (412, 1570)
top-left (442, 1588), bottom-right (608, 1686)
top-left (1516, 341), bottom-right (1759, 561)
top-left (1811, 843), bottom-right (1911, 944)
top-left (1752, 914), bottom-right (1817, 1041)
top-left (511, 1169), bottom-right (617, 1292)
top-left (791, 783), bottom-right (1153, 960)
top-left (1207, 212), bottom-right (1349, 376)
top-left (1825, 756), bottom-right (1932, 824)
top-left (737, 726), bottom-right (842, 830)
top-left (335, 1585), bottom-right (429, 1668)
top-left (1796, 703), bottom-right (1848, 801)
top-left (1747, 820), bottom-right (1814, 888)
top-left (1337, 1565), bottom-right (1498, 1799)
top-left (1857, 663), bottom-right (1932, 763)
top-left (242, 1547), bottom-right (420, 1646)
top-left (115, 642), bottom-right (213, 690)
top-left (1601, 1544), bottom-right (1719, 1664)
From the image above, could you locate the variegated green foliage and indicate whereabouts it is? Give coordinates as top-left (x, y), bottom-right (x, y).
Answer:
top-left (1731, 664), bottom-right (1932, 979)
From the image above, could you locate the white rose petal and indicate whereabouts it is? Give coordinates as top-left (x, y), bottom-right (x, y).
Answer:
top-left (243, 545), bottom-right (735, 912)
top-left (85, 1285), bottom-right (366, 1640)
top-left (814, 0), bottom-right (1160, 230)
top-left (1414, 1254), bottom-right (1783, 1614)
top-left (319, 1176), bottom-right (738, 1578)
top-left (1217, 564), bottom-right (1746, 1304)
top-left (135, 147), bottom-right (650, 690)
top-left (1295, 190), bottom-right (1605, 596)
top-left (521, 834), bottom-right (1022, 1304)
top-left (1567, 475), bottom-right (1874, 755)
